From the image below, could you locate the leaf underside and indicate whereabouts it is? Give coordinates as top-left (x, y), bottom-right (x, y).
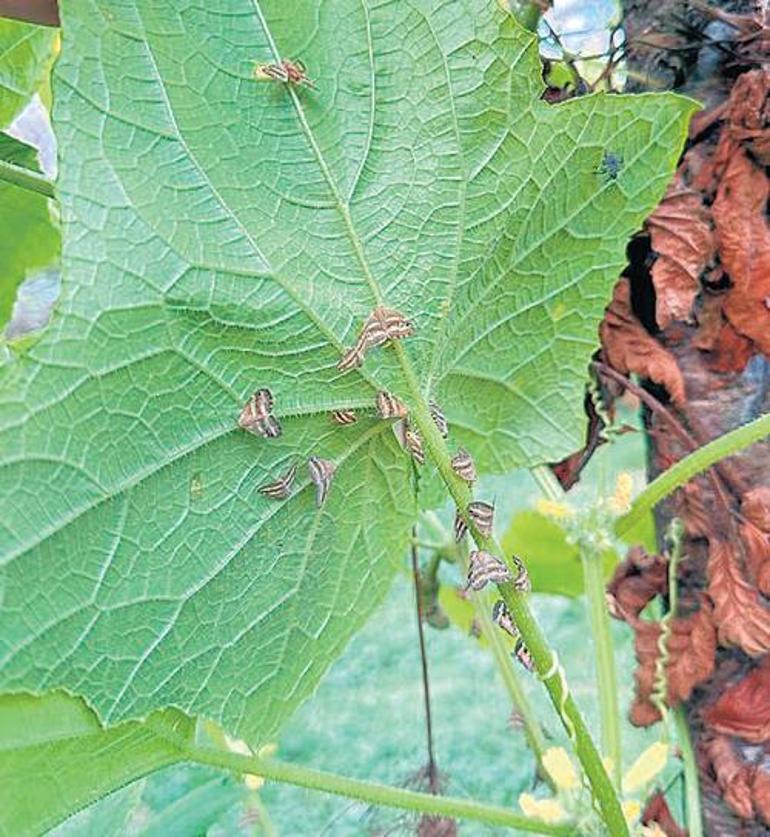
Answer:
top-left (0, 0), bottom-right (695, 748)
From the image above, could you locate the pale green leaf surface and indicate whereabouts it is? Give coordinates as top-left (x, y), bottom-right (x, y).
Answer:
top-left (0, 19), bottom-right (55, 127)
top-left (0, 133), bottom-right (59, 329)
top-left (48, 782), bottom-right (145, 837)
top-left (0, 0), bottom-right (693, 748)
top-left (0, 692), bottom-right (192, 837)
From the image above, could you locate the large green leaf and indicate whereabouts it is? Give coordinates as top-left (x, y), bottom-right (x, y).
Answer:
top-left (0, 0), bottom-right (695, 750)
top-left (0, 133), bottom-right (59, 330)
top-left (0, 18), bottom-right (55, 127)
top-left (0, 692), bottom-right (192, 836)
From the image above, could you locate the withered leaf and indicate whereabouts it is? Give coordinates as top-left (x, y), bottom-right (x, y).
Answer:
top-left (600, 278), bottom-right (686, 405)
top-left (607, 546), bottom-right (668, 622)
top-left (740, 521), bottom-right (770, 596)
top-left (648, 178), bottom-right (714, 328)
top-left (708, 539), bottom-right (770, 656)
top-left (704, 657), bottom-right (770, 743)
top-left (705, 734), bottom-right (755, 821)
top-left (641, 790), bottom-right (688, 837)
top-left (742, 487), bottom-right (770, 532)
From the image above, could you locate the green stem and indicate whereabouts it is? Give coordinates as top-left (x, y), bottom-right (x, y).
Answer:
top-left (184, 744), bottom-right (572, 834)
top-left (0, 157), bottom-right (55, 198)
top-left (673, 707), bottom-right (704, 837)
top-left (394, 344), bottom-right (628, 837)
top-left (531, 466), bottom-right (622, 790)
top-left (472, 581), bottom-right (554, 787)
top-left (617, 413), bottom-right (770, 539)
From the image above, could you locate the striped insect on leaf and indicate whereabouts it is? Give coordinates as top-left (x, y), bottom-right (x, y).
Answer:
top-left (467, 500), bottom-right (495, 538)
top-left (491, 599), bottom-right (519, 640)
top-left (450, 448), bottom-right (477, 483)
top-left (254, 59), bottom-right (315, 88)
top-left (376, 390), bottom-right (408, 420)
top-left (429, 400), bottom-right (448, 439)
top-left (307, 456), bottom-right (336, 508)
top-left (510, 555), bottom-right (532, 592)
top-left (404, 424), bottom-right (425, 465)
top-left (466, 550), bottom-right (512, 591)
top-left (337, 305), bottom-right (414, 372)
top-left (453, 508), bottom-right (467, 543)
top-left (239, 388), bottom-right (281, 438)
top-left (513, 638), bottom-right (535, 672)
top-left (330, 409), bottom-right (357, 425)
top-left (259, 462), bottom-right (298, 500)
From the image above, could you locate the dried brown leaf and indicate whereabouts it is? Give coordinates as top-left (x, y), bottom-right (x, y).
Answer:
top-left (607, 546), bottom-right (668, 621)
top-left (708, 539), bottom-right (770, 656)
top-left (713, 147), bottom-right (770, 356)
top-left (704, 657), bottom-right (770, 743)
top-left (641, 790), bottom-right (688, 837)
top-left (742, 487), bottom-right (770, 532)
top-left (648, 179), bottom-right (714, 327)
top-left (740, 521), bottom-right (770, 596)
top-left (600, 279), bottom-right (686, 404)
top-left (705, 734), bottom-right (755, 820)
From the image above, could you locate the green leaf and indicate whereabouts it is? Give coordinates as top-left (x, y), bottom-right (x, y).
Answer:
top-left (0, 692), bottom-right (192, 836)
top-left (49, 782), bottom-right (145, 837)
top-left (0, 18), bottom-right (55, 127)
top-left (0, 133), bottom-right (59, 330)
top-left (0, 0), bottom-right (694, 750)
top-left (502, 510), bottom-right (615, 597)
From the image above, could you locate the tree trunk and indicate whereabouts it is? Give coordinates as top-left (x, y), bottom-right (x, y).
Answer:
top-left (610, 2), bottom-right (770, 833)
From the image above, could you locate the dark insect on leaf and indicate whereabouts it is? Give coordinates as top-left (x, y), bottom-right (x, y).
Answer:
top-left (510, 556), bottom-right (532, 592)
top-left (404, 424), bottom-right (425, 465)
top-left (453, 508), bottom-right (467, 542)
top-left (307, 456), bottom-right (336, 507)
top-left (259, 462), bottom-right (298, 500)
top-left (450, 448), bottom-right (477, 483)
top-left (429, 400), bottom-right (448, 438)
top-left (466, 550), bottom-right (512, 591)
top-left (513, 637), bottom-right (535, 672)
top-left (467, 500), bottom-right (495, 537)
top-left (337, 306), bottom-right (413, 372)
top-left (330, 409), bottom-right (357, 425)
top-left (255, 59), bottom-right (315, 88)
top-left (376, 390), bottom-right (408, 419)
top-left (491, 599), bottom-right (519, 639)
top-left (598, 151), bottom-right (623, 181)
top-left (239, 388), bottom-right (282, 438)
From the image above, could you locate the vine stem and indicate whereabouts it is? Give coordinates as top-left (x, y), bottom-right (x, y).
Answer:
top-left (674, 706), bottom-right (704, 837)
top-left (617, 411), bottom-right (770, 539)
top-left (531, 465), bottom-right (622, 790)
top-left (184, 743), bottom-right (572, 834)
top-left (0, 157), bottom-right (55, 198)
top-left (393, 343), bottom-right (629, 836)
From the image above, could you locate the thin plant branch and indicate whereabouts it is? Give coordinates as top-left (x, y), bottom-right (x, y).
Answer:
top-left (410, 533), bottom-right (439, 793)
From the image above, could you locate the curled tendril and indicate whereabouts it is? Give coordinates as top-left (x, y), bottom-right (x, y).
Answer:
top-left (651, 518), bottom-right (685, 721)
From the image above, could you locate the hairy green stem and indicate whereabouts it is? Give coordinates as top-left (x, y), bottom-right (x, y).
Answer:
top-left (0, 157), bottom-right (55, 198)
top-left (394, 344), bottom-right (629, 837)
top-left (531, 466), bottom-right (622, 789)
top-left (185, 744), bottom-right (572, 834)
top-left (617, 413), bottom-right (770, 539)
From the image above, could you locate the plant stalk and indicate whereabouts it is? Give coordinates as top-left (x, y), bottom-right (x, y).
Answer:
top-left (184, 744), bottom-right (573, 834)
top-left (394, 343), bottom-right (629, 837)
top-left (531, 465), bottom-right (622, 789)
top-left (0, 158), bottom-right (55, 198)
top-left (410, 536), bottom-right (439, 792)
top-left (673, 706), bottom-right (704, 837)
top-left (617, 412), bottom-right (770, 539)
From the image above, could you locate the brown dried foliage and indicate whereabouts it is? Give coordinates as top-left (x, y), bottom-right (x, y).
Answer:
top-left (704, 734), bottom-right (770, 825)
top-left (648, 177), bottom-right (714, 328)
top-left (708, 539), bottom-right (770, 656)
top-left (607, 546), bottom-right (668, 621)
top-left (641, 790), bottom-right (688, 837)
top-left (704, 657), bottom-right (770, 743)
top-left (599, 278), bottom-right (686, 404)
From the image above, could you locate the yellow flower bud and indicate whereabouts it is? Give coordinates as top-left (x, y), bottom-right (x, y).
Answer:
top-left (518, 793), bottom-right (566, 823)
top-left (623, 742), bottom-right (669, 793)
top-left (542, 747), bottom-right (579, 790)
